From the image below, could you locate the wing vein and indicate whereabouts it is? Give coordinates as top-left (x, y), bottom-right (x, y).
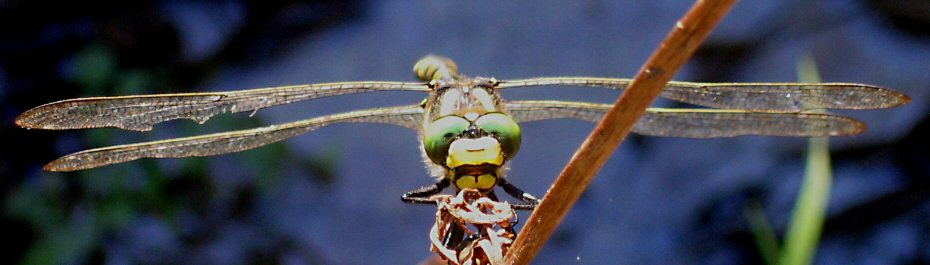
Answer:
top-left (499, 77), bottom-right (910, 111)
top-left (43, 104), bottom-right (424, 172)
top-left (506, 100), bottom-right (865, 138)
top-left (16, 81), bottom-right (429, 131)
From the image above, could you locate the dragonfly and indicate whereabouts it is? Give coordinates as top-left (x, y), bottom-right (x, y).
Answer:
top-left (16, 55), bottom-right (911, 210)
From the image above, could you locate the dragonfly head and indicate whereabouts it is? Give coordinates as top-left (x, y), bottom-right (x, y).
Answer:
top-left (423, 113), bottom-right (521, 191)
top-left (422, 72), bottom-right (519, 190)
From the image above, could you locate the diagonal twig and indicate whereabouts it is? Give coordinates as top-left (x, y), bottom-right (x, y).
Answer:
top-left (503, 1), bottom-right (739, 264)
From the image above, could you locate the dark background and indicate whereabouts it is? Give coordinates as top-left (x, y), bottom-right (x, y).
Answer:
top-left (1, 1), bottom-right (928, 264)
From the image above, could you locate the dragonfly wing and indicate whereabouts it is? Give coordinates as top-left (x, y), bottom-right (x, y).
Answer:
top-left (631, 108), bottom-right (865, 138)
top-left (16, 81), bottom-right (429, 131)
top-left (43, 105), bottom-right (424, 172)
top-left (506, 100), bottom-right (865, 138)
top-left (498, 77), bottom-right (910, 111)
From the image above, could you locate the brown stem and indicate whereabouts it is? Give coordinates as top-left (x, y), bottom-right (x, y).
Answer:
top-left (503, 1), bottom-right (739, 264)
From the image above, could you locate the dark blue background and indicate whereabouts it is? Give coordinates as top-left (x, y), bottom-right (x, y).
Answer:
top-left (1, 1), bottom-right (928, 264)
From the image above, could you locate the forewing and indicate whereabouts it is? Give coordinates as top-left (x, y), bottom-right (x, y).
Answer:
top-left (16, 81), bottom-right (429, 131)
top-left (506, 100), bottom-right (865, 138)
top-left (499, 77), bottom-right (909, 111)
top-left (43, 105), bottom-right (424, 172)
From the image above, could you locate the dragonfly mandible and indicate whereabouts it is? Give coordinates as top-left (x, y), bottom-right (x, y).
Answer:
top-left (15, 54), bottom-right (911, 209)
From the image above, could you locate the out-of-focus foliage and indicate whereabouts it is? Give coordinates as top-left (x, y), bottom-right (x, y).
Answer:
top-left (1, 1), bottom-right (358, 264)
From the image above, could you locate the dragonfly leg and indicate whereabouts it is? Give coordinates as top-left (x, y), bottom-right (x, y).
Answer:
top-left (497, 178), bottom-right (540, 211)
top-left (401, 178), bottom-right (451, 205)
top-left (446, 222), bottom-right (471, 251)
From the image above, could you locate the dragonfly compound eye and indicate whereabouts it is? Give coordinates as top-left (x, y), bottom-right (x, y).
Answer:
top-left (424, 115), bottom-right (470, 165)
top-left (474, 112), bottom-right (521, 160)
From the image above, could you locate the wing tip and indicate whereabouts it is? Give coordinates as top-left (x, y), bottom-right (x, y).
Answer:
top-left (830, 116), bottom-right (867, 137)
top-left (43, 155), bottom-right (89, 172)
top-left (42, 162), bottom-right (66, 172)
top-left (43, 160), bottom-right (93, 172)
top-left (850, 119), bottom-right (867, 136)
top-left (860, 84), bottom-right (911, 109)
top-left (15, 106), bottom-right (44, 129)
top-left (15, 101), bottom-right (74, 130)
top-left (890, 90), bottom-right (912, 108)
top-left (14, 113), bottom-right (28, 128)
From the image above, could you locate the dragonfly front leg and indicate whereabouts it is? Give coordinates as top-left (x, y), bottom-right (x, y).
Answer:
top-left (497, 178), bottom-right (540, 210)
top-left (401, 178), bottom-right (451, 205)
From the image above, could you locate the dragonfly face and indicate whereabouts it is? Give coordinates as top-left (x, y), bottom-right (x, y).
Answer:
top-left (422, 77), bottom-right (522, 192)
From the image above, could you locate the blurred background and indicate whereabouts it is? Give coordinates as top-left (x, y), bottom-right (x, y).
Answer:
top-left (1, 1), bottom-right (928, 264)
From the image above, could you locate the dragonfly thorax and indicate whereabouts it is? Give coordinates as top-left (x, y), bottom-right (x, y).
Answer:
top-left (426, 77), bottom-right (502, 120)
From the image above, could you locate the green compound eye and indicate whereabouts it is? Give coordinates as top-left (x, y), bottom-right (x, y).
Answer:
top-left (424, 115), bottom-right (470, 165)
top-left (475, 112), bottom-right (521, 159)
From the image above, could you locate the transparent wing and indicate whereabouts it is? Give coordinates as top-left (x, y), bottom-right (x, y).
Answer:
top-left (506, 100), bottom-right (865, 138)
top-left (16, 81), bottom-right (430, 131)
top-left (498, 77), bottom-right (910, 112)
top-left (43, 105), bottom-right (424, 172)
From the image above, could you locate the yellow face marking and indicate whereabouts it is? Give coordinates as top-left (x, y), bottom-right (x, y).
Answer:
top-left (455, 174), bottom-right (498, 190)
top-left (476, 174), bottom-right (496, 189)
top-left (445, 137), bottom-right (503, 168)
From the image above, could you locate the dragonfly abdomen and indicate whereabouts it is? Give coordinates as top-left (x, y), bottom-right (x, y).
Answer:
top-left (414, 55), bottom-right (459, 81)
